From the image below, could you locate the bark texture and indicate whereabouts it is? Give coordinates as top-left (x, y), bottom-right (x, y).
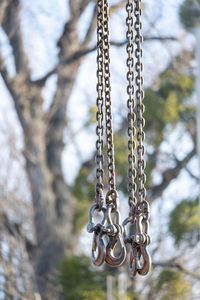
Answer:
top-left (0, 0), bottom-right (96, 298)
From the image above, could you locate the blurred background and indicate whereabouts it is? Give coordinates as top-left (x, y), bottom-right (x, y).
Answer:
top-left (0, 0), bottom-right (200, 299)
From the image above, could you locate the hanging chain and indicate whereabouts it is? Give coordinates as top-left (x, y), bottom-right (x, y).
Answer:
top-left (95, 0), bottom-right (105, 209)
top-left (134, 0), bottom-right (151, 271)
top-left (103, 0), bottom-right (117, 203)
top-left (123, 0), bottom-right (151, 276)
top-left (134, 0), bottom-right (146, 205)
top-left (88, 0), bottom-right (151, 272)
top-left (87, 0), bottom-right (126, 267)
top-left (126, 0), bottom-right (137, 217)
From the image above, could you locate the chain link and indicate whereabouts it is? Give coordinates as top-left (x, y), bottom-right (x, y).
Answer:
top-left (95, 0), bottom-right (105, 209)
top-left (134, 0), bottom-right (146, 205)
top-left (124, 0), bottom-right (151, 276)
top-left (103, 0), bottom-right (117, 195)
top-left (126, 0), bottom-right (137, 217)
top-left (89, 0), bottom-right (151, 272)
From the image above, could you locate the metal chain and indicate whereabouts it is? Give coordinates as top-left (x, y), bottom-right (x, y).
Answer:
top-left (123, 0), bottom-right (151, 276)
top-left (103, 0), bottom-right (117, 199)
top-left (134, 0), bottom-right (146, 205)
top-left (126, 0), bottom-right (137, 218)
top-left (95, 0), bottom-right (105, 209)
top-left (88, 0), bottom-right (151, 271)
top-left (134, 0), bottom-right (151, 275)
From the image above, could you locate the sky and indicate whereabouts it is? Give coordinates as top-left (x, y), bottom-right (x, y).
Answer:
top-left (0, 0), bottom-right (198, 262)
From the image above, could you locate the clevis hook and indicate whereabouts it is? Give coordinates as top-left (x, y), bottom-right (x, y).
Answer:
top-left (129, 215), bottom-right (151, 276)
top-left (104, 205), bottom-right (126, 266)
top-left (87, 203), bottom-right (107, 266)
top-left (137, 243), bottom-right (151, 276)
top-left (92, 231), bottom-right (106, 266)
top-left (105, 232), bottom-right (126, 266)
top-left (129, 241), bottom-right (151, 276)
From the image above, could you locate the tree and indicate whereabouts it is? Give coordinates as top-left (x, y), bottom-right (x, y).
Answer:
top-left (0, 0), bottom-right (199, 299)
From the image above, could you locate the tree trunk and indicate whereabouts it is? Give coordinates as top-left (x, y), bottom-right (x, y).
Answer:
top-left (0, 1), bottom-right (92, 297)
top-left (21, 88), bottom-right (76, 298)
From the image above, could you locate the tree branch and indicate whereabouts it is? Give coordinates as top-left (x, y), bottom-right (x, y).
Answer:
top-left (69, 0), bottom-right (92, 19)
top-left (0, 0), bottom-right (9, 24)
top-left (149, 148), bottom-right (196, 202)
top-left (0, 53), bottom-right (28, 128)
top-left (185, 166), bottom-right (198, 181)
top-left (33, 36), bottom-right (177, 86)
top-left (1, 0), bottom-right (30, 75)
top-left (153, 260), bottom-right (200, 280)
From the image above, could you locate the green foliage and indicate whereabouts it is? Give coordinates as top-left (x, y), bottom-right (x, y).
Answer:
top-left (114, 131), bottom-right (152, 193)
top-left (156, 269), bottom-right (191, 300)
top-left (126, 294), bottom-right (139, 300)
top-left (144, 70), bottom-right (194, 147)
top-left (114, 131), bottom-right (129, 194)
top-left (114, 292), bottom-right (138, 300)
top-left (169, 198), bottom-right (200, 247)
top-left (180, 0), bottom-right (200, 29)
top-left (60, 255), bottom-right (139, 300)
top-left (72, 167), bottom-right (94, 232)
top-left (85, 106), bottom-right (97, 127)
top-left (74, 290), bottom-right (106, 300)
top-left (60, 255), bottom-right (107, 300)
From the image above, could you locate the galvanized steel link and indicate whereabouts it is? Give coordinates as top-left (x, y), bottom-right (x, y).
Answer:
top-left (103, 0), bottom-right (117, 195)
top-left (95, 0), bottom-right (105, 209)
top-left (126, 0), bottom-right (137, 215)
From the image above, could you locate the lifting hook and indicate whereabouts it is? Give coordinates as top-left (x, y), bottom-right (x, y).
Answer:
top-left (104, 205), bottom-right (126, 266)
top-left (87, 203), bottom-right (107, 266)
top-left (92, 231), bottom-right (106, 266)
top-left (105, 231), bottom-right (126, 266)
top-left (129, 215), bottom-right (151, 276)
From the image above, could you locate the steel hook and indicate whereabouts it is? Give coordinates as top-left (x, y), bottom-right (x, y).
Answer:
top-left (87, 203), bottom-right (107, 266)
top-left (129, 215), bottom-right (151, 276)
top-left (137, 244), bottom-right (151, 276)
top-left (102, 204), bottom-right (126, 266)
top-left (129, 242), bottom-right (138, 276)
top-left (105, 232), bottom-right (126, 266)
top-left (129, 241), bottom-right (151, 276)
top-left (92, 232), bottom-right (106, 266)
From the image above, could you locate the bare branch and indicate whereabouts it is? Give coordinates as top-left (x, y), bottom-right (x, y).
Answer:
top-left (0, 53), bottom-right (11, 87)
top-left (185, 166), bottom-right (198, 181)
top-left (1, 0), bottom-right (30, 75)
top-left (0, 53), bottom-right (28, 128)
top-left (109, 1), bottom-right (125, 14)
top-left (153, 260), bottom-right (200, 280)
top-left (69, 0), bottom-right (92, 18)
top-left (149, 148), bottom-right (196, 202)
top-left (82, 1), bottom-right (129, 48)
top-left (0, 0), bottom-right (9, 24)
top-left (33, 36), bottom-right (177, 86)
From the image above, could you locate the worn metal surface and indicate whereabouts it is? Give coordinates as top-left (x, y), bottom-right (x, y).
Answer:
top-left (87, 0), bottom-right (151, 273)
top-left (124, 0), bottom-right (151, 276)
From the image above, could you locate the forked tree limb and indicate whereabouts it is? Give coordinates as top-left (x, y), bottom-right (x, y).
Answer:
top-left (1, 0), bottom-right (30, 75)
top-left (33, 36), bottom-right (177, 86)
top-left (153, 260), bottom-right (200, 280)
top-left (148, 147), bottom-right (196, 203)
